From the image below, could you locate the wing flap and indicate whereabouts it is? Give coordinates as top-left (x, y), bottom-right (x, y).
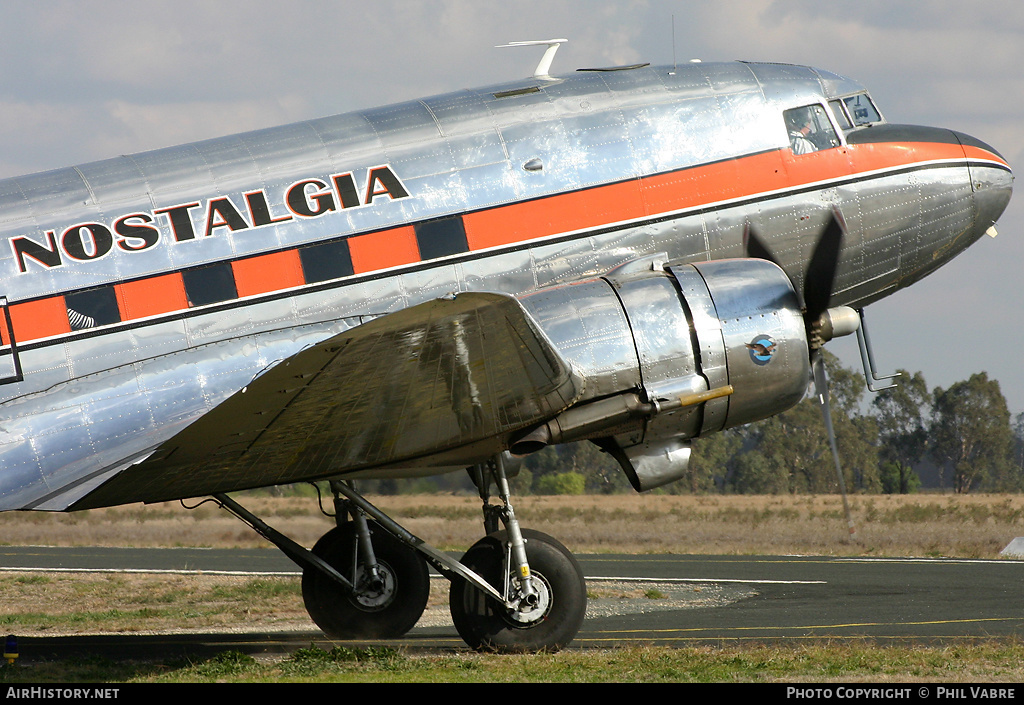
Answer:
top-left (72, 292), bottom-right (580, 508)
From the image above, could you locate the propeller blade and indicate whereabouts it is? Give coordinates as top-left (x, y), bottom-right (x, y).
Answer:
top-left (811, 351), bottom-right (857, 542)
top-left (802, 210), bottom-right (845, 325)
top-left (745, 215), bottom-right (854, 540)
top-left (742, 223), bottom-right (780, 265)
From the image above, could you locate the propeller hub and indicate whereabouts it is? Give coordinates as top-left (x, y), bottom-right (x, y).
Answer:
top-left (810, 306), bottom-right (860, 348)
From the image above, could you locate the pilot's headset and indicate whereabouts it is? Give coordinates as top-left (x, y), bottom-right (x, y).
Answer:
top-left (786, 108), bottom-right (812, 132)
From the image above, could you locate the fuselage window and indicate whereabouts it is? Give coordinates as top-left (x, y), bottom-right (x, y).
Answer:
top-left (783, 104), bottom-right (840, 154)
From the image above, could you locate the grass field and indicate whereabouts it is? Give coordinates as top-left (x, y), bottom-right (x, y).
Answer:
top-left (3, 492), bottom-right (1024, 683)
top-left (3, 491), bottom-right (1022, 557)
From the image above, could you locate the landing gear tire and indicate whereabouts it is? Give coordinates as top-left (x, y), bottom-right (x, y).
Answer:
top-left (302, 521), bottom-right (430, 639)
top-left (449, 529), bottom-right (586, 653)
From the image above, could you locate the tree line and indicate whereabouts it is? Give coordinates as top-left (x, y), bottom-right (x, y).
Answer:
top-left (515, 351), bottom-right (1023, 496)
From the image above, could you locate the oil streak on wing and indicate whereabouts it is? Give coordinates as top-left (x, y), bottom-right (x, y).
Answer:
top-left (72, 293), bottom-right (581, 508)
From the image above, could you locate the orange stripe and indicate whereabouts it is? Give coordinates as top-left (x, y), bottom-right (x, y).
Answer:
top-left (115, 273), bottom-right (188, 320)
top-left (464, 180), bottom-right (645, 250)
top-left (641, 151), bottom-right (792, 212)
top-left (2, 297), bottom-right (70, 344)
top-left (848, 141), bottom-right (970, 174)
top-left (232, 250), bottom-right (304, 297)
top-left (348, 226), bottom-right (419, 273)
top-left (463, 150), bottom-right (855, 250)
top-left (961, 144), bottom-right (1009, 167)
top-left (776, 147), bottom-right (854, 191)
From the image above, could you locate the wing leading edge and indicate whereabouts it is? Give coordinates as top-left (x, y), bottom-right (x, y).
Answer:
top-left (71, 292), bottom-right (582, 510)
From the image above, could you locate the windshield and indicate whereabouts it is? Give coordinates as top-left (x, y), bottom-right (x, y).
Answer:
top-left (837, 92), bottom-right (882, 127)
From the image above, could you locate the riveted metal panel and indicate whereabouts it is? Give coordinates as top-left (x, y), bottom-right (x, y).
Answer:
top-left (689, 258), bottom-right (808, 429)
top-left (518, 278), bottom-right (639, 400)
top-left (606, 269), bottom-right (705, 441)
top-left (667, 262), bottom-right (729, 434)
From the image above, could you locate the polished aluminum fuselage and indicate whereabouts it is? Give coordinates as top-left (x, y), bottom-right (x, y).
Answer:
top-left (0, 61), bottom-right (1011, 510)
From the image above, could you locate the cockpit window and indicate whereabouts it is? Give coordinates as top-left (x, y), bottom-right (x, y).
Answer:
top-left (840, 93), bottom-right (882, 126)
top-left (783, 104), bottom-right (840, 154)
top-left (829, 100), bottom-right (852, 130)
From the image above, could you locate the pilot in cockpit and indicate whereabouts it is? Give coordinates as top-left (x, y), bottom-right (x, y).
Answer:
top-left (786, 109), bottom-right (816, 155)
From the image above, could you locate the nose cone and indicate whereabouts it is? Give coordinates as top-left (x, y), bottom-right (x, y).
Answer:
top-left (953, 130), bottom-right (1014, 231)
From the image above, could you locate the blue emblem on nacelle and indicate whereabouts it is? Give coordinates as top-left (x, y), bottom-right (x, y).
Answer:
top-left (746, 335), bottom-right (777, 366)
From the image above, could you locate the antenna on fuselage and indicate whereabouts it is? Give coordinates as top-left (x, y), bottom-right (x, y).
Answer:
top-left (670, 15), bottom-right (677, 75)
top-left (496, 38), bottom-right (568, 80)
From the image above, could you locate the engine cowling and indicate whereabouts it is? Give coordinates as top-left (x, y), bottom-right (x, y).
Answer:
top-left (514, 257), bottom-right (810, 490)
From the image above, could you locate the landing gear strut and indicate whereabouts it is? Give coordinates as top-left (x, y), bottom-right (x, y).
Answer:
top-left (212, 454), bottom-right (587, 652)
top-left (301, 510), bottom-right (430, 639)
top-left (451, 528), bottom-right (586, 652)
top-left (215, 485), bottom-right (431, 639)
top-left (454, 455), bottom-right (587, 652)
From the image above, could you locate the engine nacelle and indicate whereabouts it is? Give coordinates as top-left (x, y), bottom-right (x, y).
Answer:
top-left (515, 258), bottom-right (809, 491)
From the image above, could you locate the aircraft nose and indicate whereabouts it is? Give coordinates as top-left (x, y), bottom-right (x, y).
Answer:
top-left (953, 130), bottom-right (1014, 231)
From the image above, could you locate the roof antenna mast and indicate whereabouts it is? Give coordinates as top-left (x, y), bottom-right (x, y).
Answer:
top-left (671, 15), bottom-right (677, 75)
top-left (496, 38), bottom-right (568, 80)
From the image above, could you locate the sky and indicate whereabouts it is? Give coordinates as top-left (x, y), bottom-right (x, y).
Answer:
top-left (0, 0), bottom-right (1021, 414)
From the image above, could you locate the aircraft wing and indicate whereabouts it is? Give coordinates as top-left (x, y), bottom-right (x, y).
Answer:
top-left (71, 292), bottom-right (581, 509)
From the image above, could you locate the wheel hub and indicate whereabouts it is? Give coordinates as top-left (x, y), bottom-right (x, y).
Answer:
top-left (508, 571), bottom-right (552, 626)
top-left (352, 563), bottom-right (397, 610)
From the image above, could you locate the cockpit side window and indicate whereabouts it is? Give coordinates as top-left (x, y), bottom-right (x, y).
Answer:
top-left (783, 104), bottom-right (840, 155)
top-left (841, 93), bottom-right (882, 126)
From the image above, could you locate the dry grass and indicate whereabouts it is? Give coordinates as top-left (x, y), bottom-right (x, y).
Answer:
top-left (0, 572), bottom-right (314, 635)
top-left (2, 492), bottom-right (1023, 558)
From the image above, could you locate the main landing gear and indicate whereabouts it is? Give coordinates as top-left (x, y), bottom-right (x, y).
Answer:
top-left (212, 454), bottom-right (587, 653)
